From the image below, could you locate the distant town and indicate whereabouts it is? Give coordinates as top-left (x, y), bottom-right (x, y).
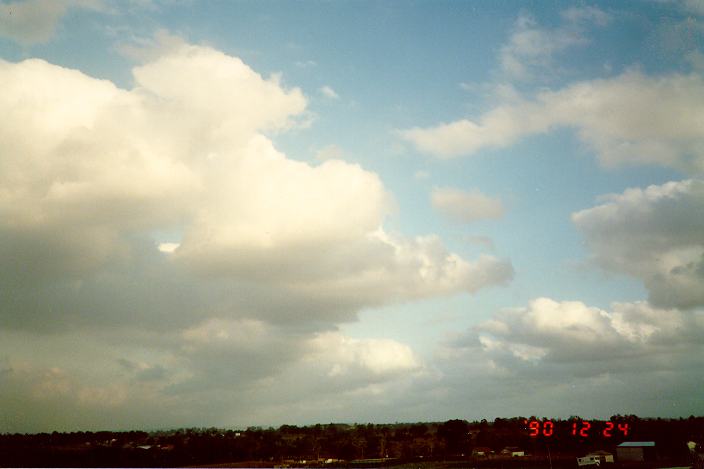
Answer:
top-left (1, 415), bottom-right (703, 468)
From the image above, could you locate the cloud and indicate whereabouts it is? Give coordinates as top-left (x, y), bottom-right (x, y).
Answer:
top-left (469, 298), bottom-right (704, 372)
top-left (0, 0), bottom-right (102, 45)
top-left (314, 143), bottom-right (344, 161)
top-left (349, 296), bottom-right (704, 424)
top-left (295, 59), bottom-right (317, 68)
top-left (0, 42), bottom-right (305, 279)
top-left (560, 5), bottom-right (610, 26)
top-left (236, 230), bottom-right (514, 315)
top-left (683, 0), bottom-right (704, 16)
top-left (133, 45), bottom-right (307, 135)
top-left (116, 28), bottom-right (189, 63)
top-left (157, 242), bottom-right (179, 253)
top-left (320, 85), bottom-right (339, 99)
top-left (431, 187), bottom-right (505, 223)
top-left (0, 325), bottom-right (426, 431)
top-left (170, 318), bottom-right (309, 396)
top-left (307, 332), bottom-right (422, 377)
top-left (649, 10), bottom-right (704, 63)
top-left (414, 170), bottom-right (430, 180)
top-left (0, 38), bottom-right (513, 431)
top-left (400, 70), bottom-right (704, 173)
top-left (463, 235), bottom-right (495, 250)
top-left (687, 49), bottom-right (704, 72)
top-left (0, 39), bottom-right (511, 317)
top-left (500, 7), bottom-right (610, 81)
top-left (0, 358), bottom-right (187, 432)
top-left (419, 297), bottom-right (704, 418)
top-left (573, 179), bottom-right (704, 309)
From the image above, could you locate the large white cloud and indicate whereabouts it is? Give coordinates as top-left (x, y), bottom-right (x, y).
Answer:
top-left (307, 331), bottom-right (422, 378)
top-left (0, 40), bottom-right (513, 431)
top-left (400, 71), bottom-right (704, 173)
top-left (573, 179), bottom-right (704, 309)
top-left (0, 42), bottom-right (510, 298)
top-left (0, 55), bottom-right (201, 279)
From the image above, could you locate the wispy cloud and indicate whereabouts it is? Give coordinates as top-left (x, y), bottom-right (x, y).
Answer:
top-left (431, 187), bottom-right (505, 224)
top-left (320, 85), bottom-right (339, 99)
top-left (413, 170), bottom-right (430, 180)
top-left (314, 144), bottom-right (344, 161)
top-left (500, 6), bottom-right (610, 81)
top-left (0, 0), bottom-right (103, 45)
top-left (295, 59), bottom-right (317, 68)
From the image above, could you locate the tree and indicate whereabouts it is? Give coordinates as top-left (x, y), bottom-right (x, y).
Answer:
top-left (438, 420), bottom-right (469, 456)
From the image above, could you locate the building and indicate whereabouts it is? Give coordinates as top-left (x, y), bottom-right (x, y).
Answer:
top-left (472, 447), bottom-right (494, 457)
top-left (617, 442), bottom-right (656, 462)
top-left (500, 447), bottom-right (525, 457)
top-left (589, 450), bottom-right (615, 463)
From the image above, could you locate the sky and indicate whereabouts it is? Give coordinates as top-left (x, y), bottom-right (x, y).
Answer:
top-left (0, 0), bottom-right (703, 433)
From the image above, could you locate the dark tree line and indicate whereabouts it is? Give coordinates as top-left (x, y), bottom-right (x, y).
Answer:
top-left (1, 416), bottom-right (702, 467)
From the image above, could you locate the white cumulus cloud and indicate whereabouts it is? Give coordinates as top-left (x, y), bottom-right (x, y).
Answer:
top-left (469, 298), bottom-right (704, 371)
top-left (573, 179), bottom-right (704, 309)
top-left (307, 331), bottom-right (422, 377)
top-left (400, 70), bottom-right (704, 173)
top-left (415, 296), bottom-right (704, 421)
top-left (0, 37), bottom-right (513, 431)
top-left (437, 296), bottom-right (704, 388)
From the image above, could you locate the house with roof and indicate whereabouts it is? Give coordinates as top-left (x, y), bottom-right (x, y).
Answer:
top-left (472, 447), bottom-right (494, 457)
top-left (500, 446), bottom-right (525, 457)
top-left (616, 442), bottom-right (656, 462)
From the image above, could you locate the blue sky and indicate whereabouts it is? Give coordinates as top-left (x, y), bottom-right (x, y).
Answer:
top-left (0, 0), bottom-right (703, 432)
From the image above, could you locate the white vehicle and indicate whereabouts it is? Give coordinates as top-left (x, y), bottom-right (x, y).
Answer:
top-left (577, 456), bottom-right (601, 467)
